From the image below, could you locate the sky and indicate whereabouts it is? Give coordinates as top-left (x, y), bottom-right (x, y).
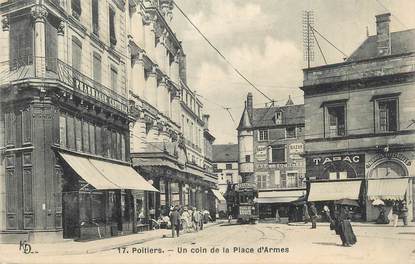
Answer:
top-left (170, 0), bottom-right (415, 144)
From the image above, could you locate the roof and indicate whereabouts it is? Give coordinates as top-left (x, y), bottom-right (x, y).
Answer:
top-left (347, 29), bottom-right (415, 62)
top-left (212, 144), bottom-right (238, 163)
top-left (252, 104), bottom-right (304, 128)
top-left (237, 105), bottom-right (253, 130)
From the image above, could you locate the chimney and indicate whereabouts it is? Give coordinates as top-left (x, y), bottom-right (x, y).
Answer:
top-left (246, 93), bottom-right (253, 119)
top-left (376, 13), bottom-right (391, 56)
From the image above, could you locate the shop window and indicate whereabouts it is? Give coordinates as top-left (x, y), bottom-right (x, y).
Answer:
top-left (269, 145), bottom-right (285, 163)
top-left (9, 14), bottom-right (33, 69)
top-left (326, 104), bottom-right (346, 137)
top-left (89, 123), bottom-right (95, 154)
top-left (109, 7), bottom-right (117, 46)
top-left (95, 126), bottom-right (102, 155)
top-left (75, 117), bottom-right (82, 152)
top-left (258, 129), bottom-right (269, 141)
top-left (92, 0), bottom-right (99, 36)
top-left (66, 115), bottom-right (75, 149)
top-left (286, 127), bottom-right (296, 139)
top-left (82, 121), bottom-right (90, 153)
top-left (378, 99), bottom-right (398, 132)
top-left (71, 0), bottom-right (82, 19)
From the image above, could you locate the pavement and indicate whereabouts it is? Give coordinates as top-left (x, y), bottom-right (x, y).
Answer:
top-left (0, 221), bottom-right (224, 257)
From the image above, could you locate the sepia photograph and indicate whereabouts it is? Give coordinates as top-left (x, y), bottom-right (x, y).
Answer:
top-left (0, 0), bottom-right (414, 263)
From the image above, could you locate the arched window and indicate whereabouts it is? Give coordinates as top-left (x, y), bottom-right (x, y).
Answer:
top-left (370, 161), bottom-right (407, 178)
top-left (322, 161), bottom-right (357, 180)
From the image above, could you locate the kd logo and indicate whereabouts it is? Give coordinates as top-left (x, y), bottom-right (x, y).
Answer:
top-left (19, 240), bottom-right (32, 254)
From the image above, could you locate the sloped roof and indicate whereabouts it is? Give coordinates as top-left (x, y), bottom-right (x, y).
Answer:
top-left (252, 104), bottom-right (304, 128)
top-left (347, 29), bottom-right (415, 62)
top-left (212, 144), bottom-right (238, 163)
top-left (237, 105), bottom-right (252, 130)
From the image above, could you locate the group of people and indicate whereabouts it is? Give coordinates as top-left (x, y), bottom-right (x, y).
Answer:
top-left (303, 202), bottom-right (357, 247)
top-left (377, 200), bottom-right (408, 226)
top-left (169, 205), bottom-right (212, 238)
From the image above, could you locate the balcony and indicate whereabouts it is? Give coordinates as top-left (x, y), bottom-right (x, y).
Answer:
top-left (0, 56), bottom-right (128, 113)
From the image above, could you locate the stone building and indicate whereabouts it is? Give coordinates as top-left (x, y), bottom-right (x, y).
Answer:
top-left (212, 143), bottom-right (240, 193)
top-left (237, 93), bottom-right (306, 220)
top-left (301, 13), bottom-right (415, 221)
top-left (127, 0), bottom-right (217, 219)
top-left (0, 0), bottom-right (157, 243)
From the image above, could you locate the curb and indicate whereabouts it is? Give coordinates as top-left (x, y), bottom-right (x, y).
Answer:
top-left (287, 222), bottom-right (415, 228)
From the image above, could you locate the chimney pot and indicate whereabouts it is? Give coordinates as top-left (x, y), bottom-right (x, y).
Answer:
top-left (375, 13), bottom-right (391, 56)
top-left (246, 93), bottom-right (253, 119)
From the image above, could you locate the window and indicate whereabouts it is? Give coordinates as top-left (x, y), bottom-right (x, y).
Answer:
top-left (72, 37), bottom-right (82, 72)
top-left (329, 171), bottom-right (347, 180)
top-left (22, 109), bottom-right (32, 144)
top-left (75, 117), bottom-right (82, 151)
top-left (275, 111), bottom-right (282, 125)
top-left (225, 164), bottom-right (232, 170)
top-left (270, 145), bottom-right (285, 163)
top-left (71, 0), bottom-right (82, 19)
top-left (93, 53), bottom-right (102, 83)
top-left (45, 18), bottom-right (58, 72)
top-left (286, 127), bottom-right (296, 138)
top-left (327, 104), bottom-right (346, 137)
top-left (245, 155), bottom-right (251, 163)
top-left (92, 0), bottom-right (99, 35)
top-left (258, 129), bottom-right (269, 141)
top-left (82, 121), bottom-right (90, 152)
top-left (378, 99), bottom-right (397, 132)
top-left (111, 66), bottom-right (118, 92)
top-left (89, 123), bottom-right (95, 154)
top-left (256, 174), bottom-right (268, 189)
top-left (109, 7), bottom-right (117, 46)
top-left (10, 14), bottom-right (33, 68)
top-left (226, 173), bottom-right (233, 183)
top-left (67, 115), bottom-right (75, 149)
top-left (286, 172), bottom-right (298, 187)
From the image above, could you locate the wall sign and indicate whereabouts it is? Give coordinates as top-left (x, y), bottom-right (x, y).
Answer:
top-left (306, 154), bottom-right (365, 179)
top-left (255, 145), bottom-right (268, 161)
top-left (289, 143), bottom-right (304, 154)
top-left (366, 152), bottom-right (412, 169)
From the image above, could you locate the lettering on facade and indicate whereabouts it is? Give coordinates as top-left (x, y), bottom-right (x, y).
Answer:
top-left (312, 155), bottom-right (361, 166)
top-left (306, 154), bottom-right (365, 179)
top-left (366, 152), bottom-right (412, 169)
top-left (289, 143), bottom-right (304, 154)
top-left (255, 145), bottom-right (268, 161)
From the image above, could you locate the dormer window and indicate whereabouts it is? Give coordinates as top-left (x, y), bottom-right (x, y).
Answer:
top-left (275, 111), bottom-right (282, 125)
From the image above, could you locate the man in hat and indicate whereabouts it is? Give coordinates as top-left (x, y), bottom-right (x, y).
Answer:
top-left (169, 206), bottom-right (181, 237)
top-left (309, 202), bottom-right (318, 229)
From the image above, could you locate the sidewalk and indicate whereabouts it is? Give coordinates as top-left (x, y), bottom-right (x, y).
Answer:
top-left (287, 221), bottom-right (415, 228)
top-left (0, 221), bottom-right (224, 256)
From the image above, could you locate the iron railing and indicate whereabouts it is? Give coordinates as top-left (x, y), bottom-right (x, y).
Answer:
top-left (0, 56), bottom-right (128, 113)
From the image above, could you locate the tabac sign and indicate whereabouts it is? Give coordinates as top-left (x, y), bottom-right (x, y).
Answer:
top-left (306, 154), bottom-right (365, 179)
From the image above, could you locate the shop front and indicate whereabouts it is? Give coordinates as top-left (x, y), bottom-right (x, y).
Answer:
top-left (365, 150), bottom-right (415, 221)
top-left (59, 152), bottom-right (158, 240)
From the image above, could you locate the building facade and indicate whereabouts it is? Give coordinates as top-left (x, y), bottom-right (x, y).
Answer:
top-left (127, 0), bottom-right (218, 220)
top-left (301, 13), bottom-right (415, 221)
top-left (237, 93), bottom-right (306, 220)
top-left (212, 144), bottom-right (239, 193)
top-left (0, 0), bottom-right (158, 243)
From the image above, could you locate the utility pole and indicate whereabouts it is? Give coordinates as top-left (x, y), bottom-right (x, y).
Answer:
top-left (303, 10), bottom-right (314, 69)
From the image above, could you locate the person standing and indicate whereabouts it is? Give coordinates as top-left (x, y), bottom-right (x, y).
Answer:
top-left (401, 201), bottom-right (408, 226)
top-left (192, 207), bottom-right (200, 232)
top-left (392, 202), bottom-right (400, 227)
top-left (303, 203), bottom-right (310, 223)
top-left (336, 206), bottom-right (357, 247)
top-left (169, 206), bottom-right (181, 238)
top-left (309, 202), bottom-right (318, 229)
top-left (323, 205), bottom-right (335, 230)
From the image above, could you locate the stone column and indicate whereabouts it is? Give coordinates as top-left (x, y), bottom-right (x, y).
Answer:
top-left (172, 53), bottom-right (180, 84)
top-left (57, 21), bottom-right (65, 63)
top-left (171, 93), bottom-right (180, 125)
top-left (146, 66), bottom-right (157, 106)
top-left (157, 77), bottom-right (167, 115)
top-left (31, 5), bottom-right (48, 78)
top-left (131, 53), bottom-right (145, 98)
top-left (143, 17), bottom-right (155, 60)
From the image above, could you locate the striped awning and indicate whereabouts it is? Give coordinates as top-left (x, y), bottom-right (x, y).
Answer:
top-left (308, 180), bottom-right (362, 202)
top-left (256, 190), bottom-right (306, 204)
top-left (367, 178), bottom-right (409, 201)
top-left (211, 189), bottom-right (226, 202)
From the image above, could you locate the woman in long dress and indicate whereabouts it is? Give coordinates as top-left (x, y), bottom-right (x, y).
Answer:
top-left (335, 206), bottom-right (357, 247)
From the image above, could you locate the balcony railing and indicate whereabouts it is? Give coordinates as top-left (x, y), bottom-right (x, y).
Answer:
top-left (0, 56), bottom-right (128, 113)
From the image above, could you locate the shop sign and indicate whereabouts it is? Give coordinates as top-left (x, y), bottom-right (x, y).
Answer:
top-left (306, 154), bottom-right (365, 179)
top-left (255, 146), bottom-right (268, 161)
top-left (366, 153), bottom-right (412, 169)
top-left (289, 154), bottom-right (303, 160)
top-left (289, 143), bottom-right (304, 154)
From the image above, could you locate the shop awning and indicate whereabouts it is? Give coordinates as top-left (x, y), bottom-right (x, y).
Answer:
top-left (256, 190), bottom-right (306, 204)
top-left (59, 152), bottom-right (119, 190)
top-left (132, 157), bottom-right (181, 171)
top-left (211, 189), bottom-right (226, 201)
top-left (89, 159), bottom-right (159, 192)
top-left (367, 178), bottom-right (408, 200)
top-left (59, 152), bottom-right (158, 192)
top-left (308, 180), bottom-right (362, 202)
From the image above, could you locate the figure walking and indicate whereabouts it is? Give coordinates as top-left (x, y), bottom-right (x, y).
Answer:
top-left (392, 202), bottom-right (400, 227)
top-left (309, 202), bottom-right (318, 229)
top-left (169, 206), bottom-right (181, 238)
top-left (335, 206), bottom-right (357, 247)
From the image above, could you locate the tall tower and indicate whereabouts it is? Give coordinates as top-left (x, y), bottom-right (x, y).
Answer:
top-left (237, 93), bottom-right (254, 183)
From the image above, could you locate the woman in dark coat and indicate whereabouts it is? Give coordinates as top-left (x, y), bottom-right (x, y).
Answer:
top-left (335, 206), bottom-right (357, 247)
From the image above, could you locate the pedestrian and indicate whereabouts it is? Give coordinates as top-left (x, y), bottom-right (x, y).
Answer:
top-left (169, 206), bottom-right (181, 238)
top-left (199, 209), bottom-right (204, 230)
top-left (309, 202), bottom-right (318, 229)
top-left (323, 205), bottom-right (335, 230)
top-left (401, 201), bottom-right (408, 226)
top-left (192, 207), bottom-right (200, 232)
top-left (375, 205), bottom-right (389, 224)
top-left (336, 206), bottom-right (357, 247)
top-left (181, 207), bottom-right (191, 233)
top-left (392, 201), bottom-right (400, 227)
top-left (275, 209), bottom-right (281, 223)
top-left (303, 203), bottom-right (310, 223)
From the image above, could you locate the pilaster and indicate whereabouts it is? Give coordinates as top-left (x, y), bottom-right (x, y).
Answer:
top-left (31, 5), bottom-right (48, 78)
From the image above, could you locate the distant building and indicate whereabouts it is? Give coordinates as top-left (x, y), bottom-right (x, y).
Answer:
top-left (212, 144), bottom-right (240, 193)
top-left (301, 13), bottom-right (415, 221)
top-left (237, 93), bottom-right (306, 220)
